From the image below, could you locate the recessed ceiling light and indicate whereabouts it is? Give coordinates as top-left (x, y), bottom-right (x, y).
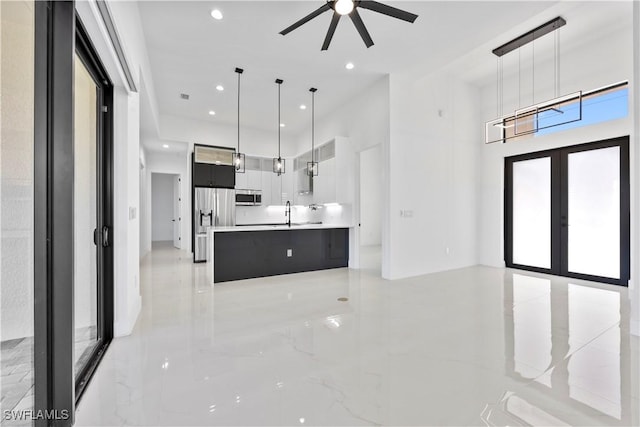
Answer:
top-left (210, 9), bottom-right (223, 20)
top-left (345, 62), bottom-right (355, 70)
top-left (299, 105), bottom-right (307, 110)
top-left (162, 144), bottom-right (169, 149)
top-left (280, 123), bottom-right (286, 127)
top-left (209, 110), bottom-right (216, 116)
top-left (216, 85), bottom-right (224, 91)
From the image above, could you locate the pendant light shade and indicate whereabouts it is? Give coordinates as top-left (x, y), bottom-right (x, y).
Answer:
top-left (307, 87), bottom-right (318, 177)
top-left (234, 67), bottom-right (246, 173)
top-left (273, 79), bottom-right (286, 175)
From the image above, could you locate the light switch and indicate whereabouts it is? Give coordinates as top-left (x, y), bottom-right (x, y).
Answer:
top-left (129, 207), bottom-right (137, 220)
top-left (287, 249), bottom-right (293, 257)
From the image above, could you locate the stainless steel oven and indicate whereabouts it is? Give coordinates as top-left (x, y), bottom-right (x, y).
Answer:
top-left (235, 189), bottom-right (262, 206)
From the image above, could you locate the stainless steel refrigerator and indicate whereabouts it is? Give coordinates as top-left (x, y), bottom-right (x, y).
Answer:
top-left (194, 188), bottom-right (235, 262)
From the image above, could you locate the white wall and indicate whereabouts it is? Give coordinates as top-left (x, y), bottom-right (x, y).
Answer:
top-left (359, 145), bottom-right (382, 246)
top-left (151, 174), bottom-right (175, 241)
top-left (387, 70), bottom-right (480, 280)
top-left (629, 0), bottom-right (639, 337)
top-left (139, 147), bottom-right (148, 258)
top-left (0, 0), bottom-right (35, 341)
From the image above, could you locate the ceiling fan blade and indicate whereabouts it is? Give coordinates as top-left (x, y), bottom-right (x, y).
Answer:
top-left (321, 12), bottom-right (341, 51)
top-left (349, 8), bottom-right (374, 48)
top-left (280, 3), bottom-right (332, 35)
top-left (357, 1), bottom-right (418, 23)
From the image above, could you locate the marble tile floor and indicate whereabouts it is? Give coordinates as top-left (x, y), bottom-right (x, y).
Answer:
top-left (76, 242), bottom-right (639, 426)
top-left (1, 326), bottom-right (97, 426)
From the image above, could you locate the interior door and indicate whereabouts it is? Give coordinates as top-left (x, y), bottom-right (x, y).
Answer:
top-left (505, 137), bottom-right (629, 285)
top-left (173, 175), bottom-right (181, 248)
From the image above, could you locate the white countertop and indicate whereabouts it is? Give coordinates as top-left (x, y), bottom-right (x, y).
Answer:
top-left (212, 223), bottom-right (352, 233)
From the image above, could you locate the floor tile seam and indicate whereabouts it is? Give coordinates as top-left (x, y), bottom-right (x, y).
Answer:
top-left (561, 321), bottom-right (623, 361)
top-left (525, 322), bottom-right (622, 388)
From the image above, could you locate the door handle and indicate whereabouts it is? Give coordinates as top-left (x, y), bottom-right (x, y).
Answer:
top-left (102, 226), bottom-right (110, 247)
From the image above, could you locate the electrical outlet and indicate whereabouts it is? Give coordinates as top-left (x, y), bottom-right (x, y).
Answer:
top-left (400, 210), bottom-right (414, 218)
top-left (287, 249), bottom-right (293, 257)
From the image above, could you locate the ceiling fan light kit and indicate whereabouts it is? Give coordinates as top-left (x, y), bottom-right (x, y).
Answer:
top-left (279, 0), bottom-right (418, 51)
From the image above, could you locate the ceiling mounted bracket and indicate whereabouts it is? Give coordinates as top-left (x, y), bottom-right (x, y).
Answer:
top-left (492, 17), bottom-right (566, 57)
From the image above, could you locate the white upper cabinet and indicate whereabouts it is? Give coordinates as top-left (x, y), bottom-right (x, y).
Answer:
top-left (281, 169), bottom-right (294, 205)
top-left (235, 171), bottom-right (248, 189)
top-left (261, 170), bottom-right (272, 205)
top-left (247, 170), bottom-right (262, 191)
top-left (334, 136), bottom-right (355, 204)
top-left (304, 137), bottom-right (354, 205)
top-left (239, 136), bottom-right (354, 207)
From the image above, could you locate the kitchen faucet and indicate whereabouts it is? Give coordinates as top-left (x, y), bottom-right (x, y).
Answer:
top-left (285, 200), bottom-right (291, 228)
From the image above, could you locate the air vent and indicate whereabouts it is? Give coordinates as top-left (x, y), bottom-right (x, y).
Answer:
top-left (180, 93), bottom-right (190, 100)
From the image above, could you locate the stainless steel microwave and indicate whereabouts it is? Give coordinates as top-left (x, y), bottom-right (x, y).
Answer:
top-left (235, 189), bottom-right (262, 206)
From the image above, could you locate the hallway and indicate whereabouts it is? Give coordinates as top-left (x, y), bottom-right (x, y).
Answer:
top-left (75, 243), bottom-right (639, 426)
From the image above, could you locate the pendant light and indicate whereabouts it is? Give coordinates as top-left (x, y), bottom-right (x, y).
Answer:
top-left (273, 79), bottom-right (285, 175)
top-left (234, 67), bottom-right (245, 173)
top-left (307, 88), bottom-right (318, 177)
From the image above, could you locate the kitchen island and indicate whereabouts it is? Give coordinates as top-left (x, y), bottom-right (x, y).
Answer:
top-left (206, 224), bottom-right (350, 283)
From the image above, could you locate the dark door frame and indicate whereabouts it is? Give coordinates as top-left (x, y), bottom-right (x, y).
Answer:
top-left (33, 2), bottom-right (114, 425)
top-left (504, 136), bottom-right (630, 286)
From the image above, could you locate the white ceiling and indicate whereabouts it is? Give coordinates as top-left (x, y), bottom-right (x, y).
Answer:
top-left (138, 0), bottom-right (563, 138)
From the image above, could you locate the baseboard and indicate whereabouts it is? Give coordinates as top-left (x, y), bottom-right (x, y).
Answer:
top-left (114, 294), bottom-right (141, 338)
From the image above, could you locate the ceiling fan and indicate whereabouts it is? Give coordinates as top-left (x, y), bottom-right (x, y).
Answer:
top-left (279, 0), bottom-right (418, 51)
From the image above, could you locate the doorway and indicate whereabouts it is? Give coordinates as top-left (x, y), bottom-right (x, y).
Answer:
top-left (151, 173), bottom-right (182, 249)
top-left (505, 136), bottom-right (630, 285)
top-left (359, 145), bottom-right (382, 272)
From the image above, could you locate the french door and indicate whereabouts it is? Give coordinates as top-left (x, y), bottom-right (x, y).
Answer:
top-left (505, 137), bottom-right (630, 286)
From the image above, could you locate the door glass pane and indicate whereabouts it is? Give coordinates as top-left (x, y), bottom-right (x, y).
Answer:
top-left (73, 54), bottom-right (99, 377)
top-left (1, 0), bottom-right (35, 420)
top-left (512, 157), bottom-right (551, 269)
top-left (567, 147), bottom-right (620, 279)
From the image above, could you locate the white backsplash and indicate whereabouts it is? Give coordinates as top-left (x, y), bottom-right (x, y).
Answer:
top-left (236, 203), bottom-right (353, 227)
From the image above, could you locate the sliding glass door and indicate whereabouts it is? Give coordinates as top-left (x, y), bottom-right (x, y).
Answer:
top-left (73, 19), bottom-right (113, 399)
top-left (505, 137), bottom-right (630, 285)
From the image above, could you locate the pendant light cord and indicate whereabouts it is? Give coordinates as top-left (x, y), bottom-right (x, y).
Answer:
top-left (278, 82), bottom-right (281, 158)
top-left (237, 71), bottom-right (241, 154)
top-left (311, 90), bottom-right (315, 163)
